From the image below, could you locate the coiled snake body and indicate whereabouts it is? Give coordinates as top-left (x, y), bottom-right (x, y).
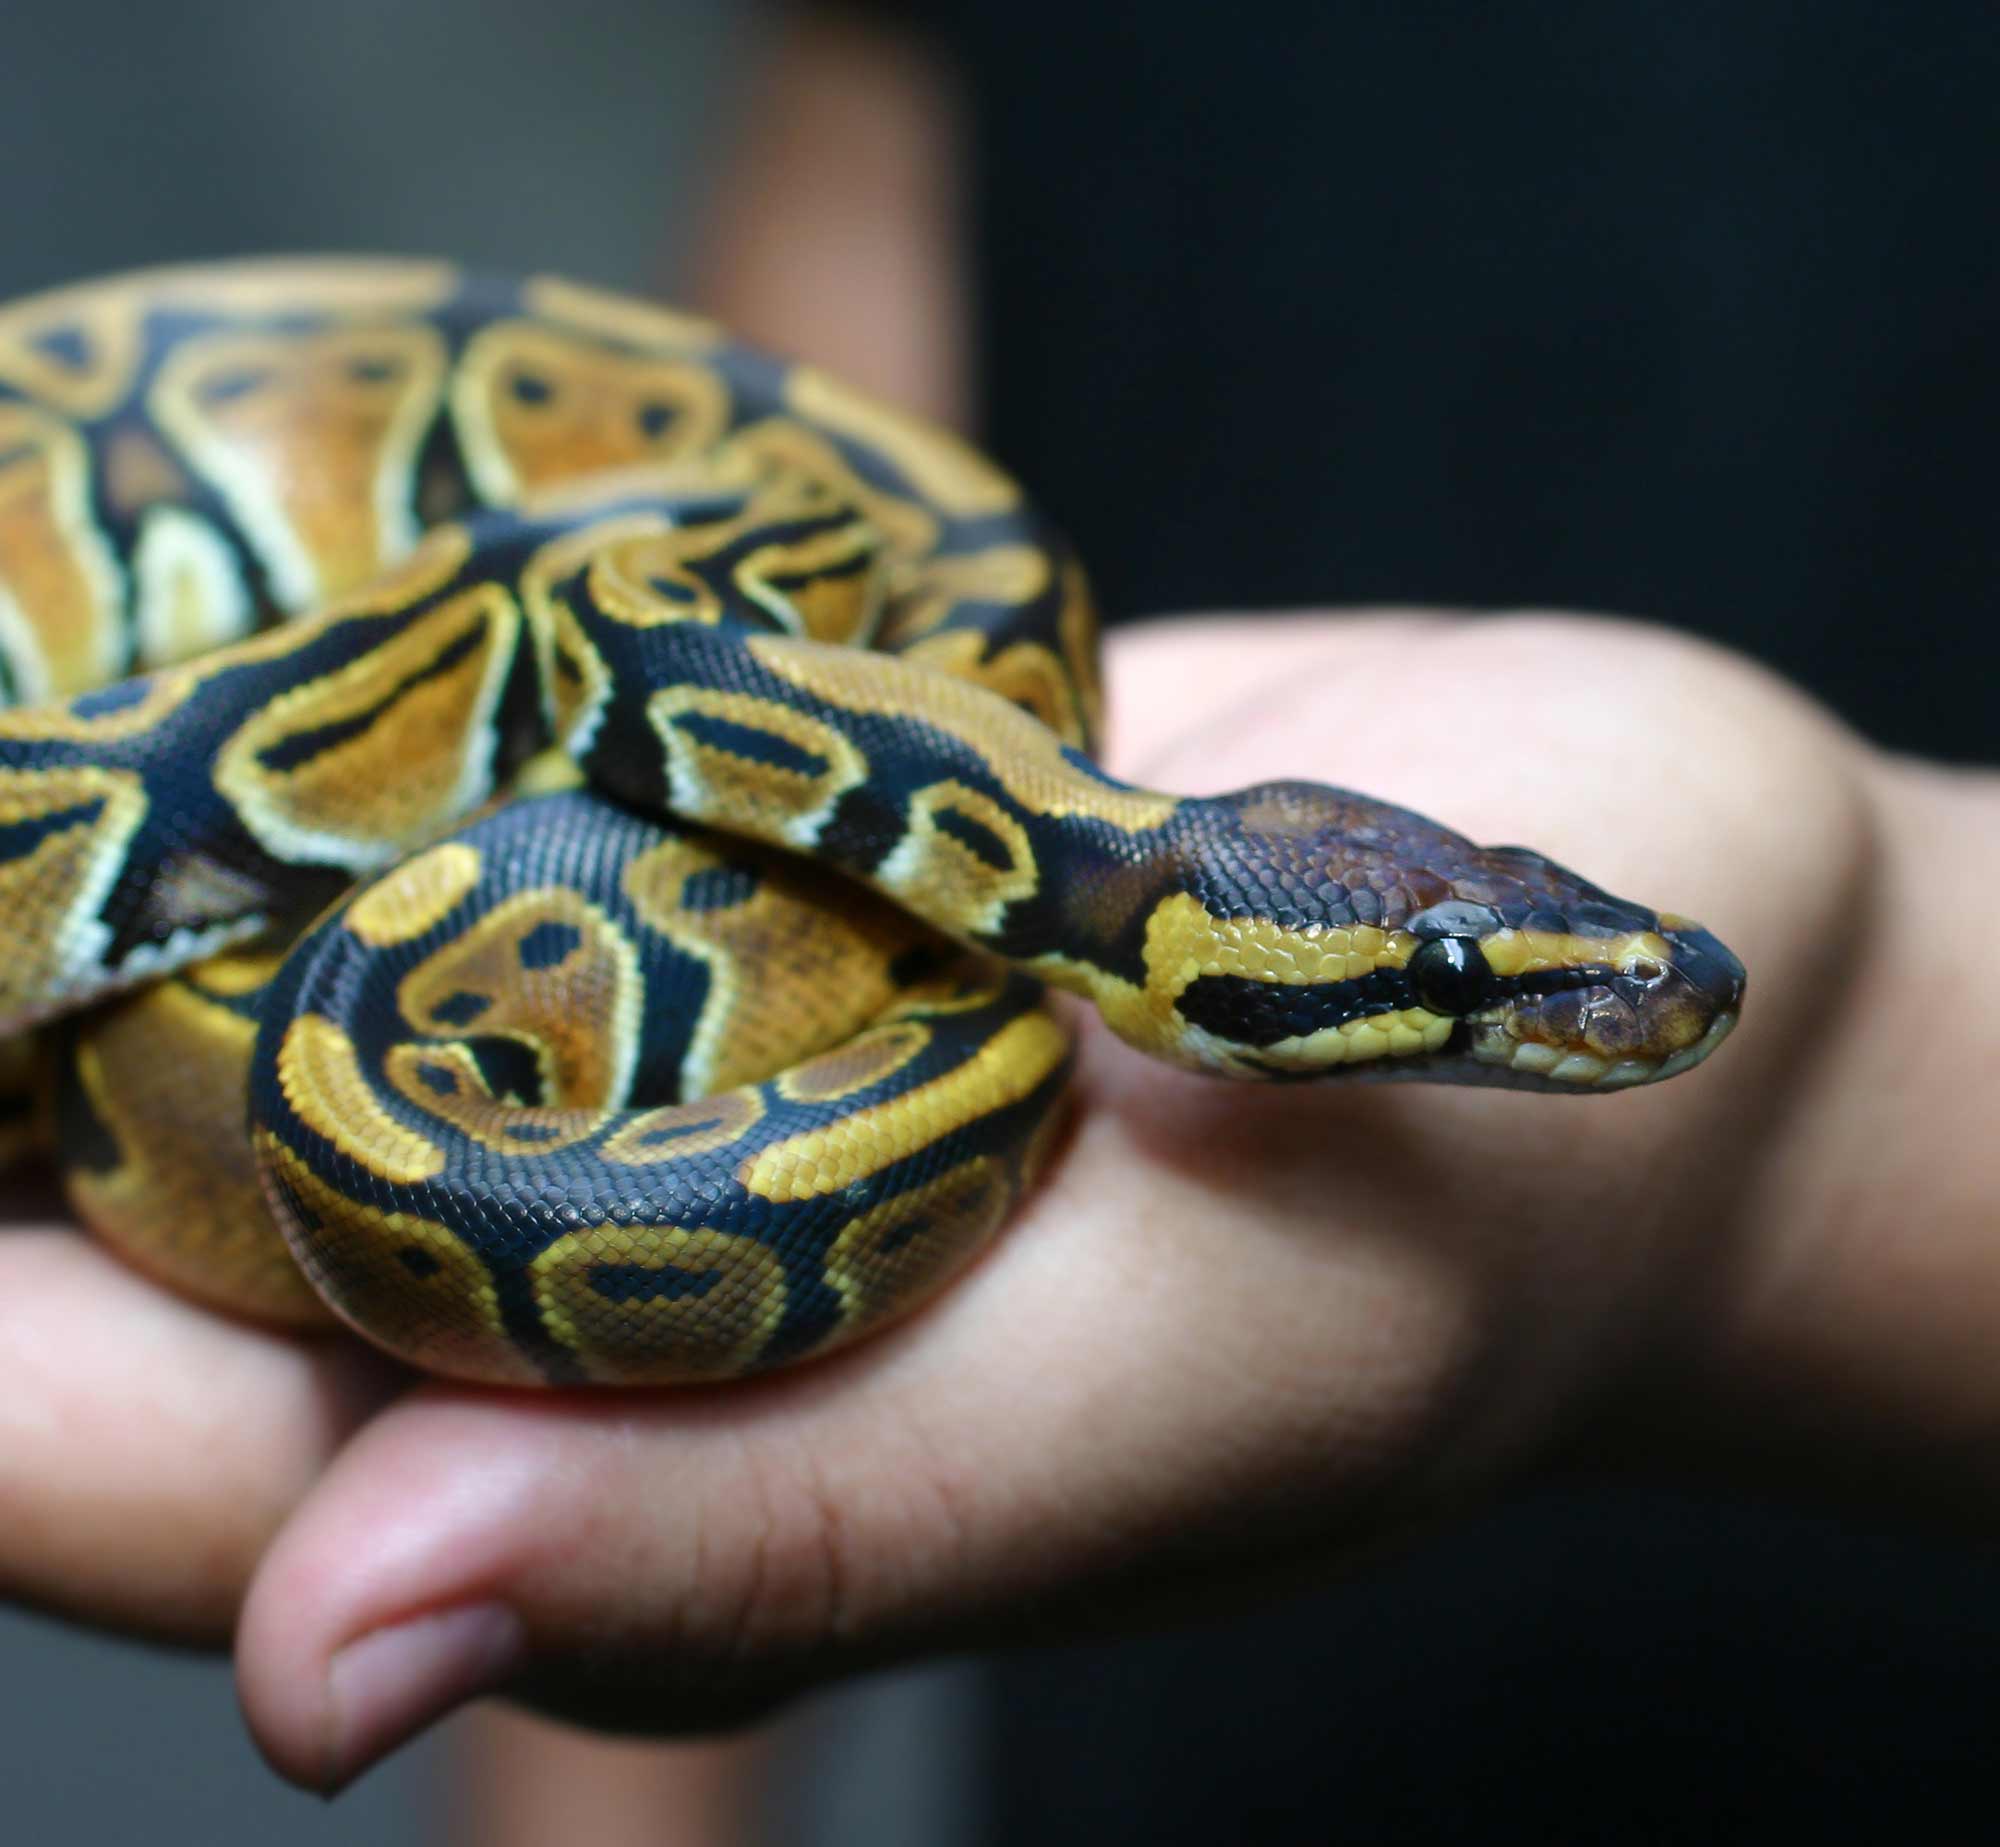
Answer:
top-left (0, 261), bottom-right (1744, 1386)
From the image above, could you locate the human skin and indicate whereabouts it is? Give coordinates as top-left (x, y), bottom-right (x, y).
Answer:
top-left (2, 604), bottom-right (1995, 1794)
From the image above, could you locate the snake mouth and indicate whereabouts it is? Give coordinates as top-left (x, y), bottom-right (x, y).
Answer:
top-left (1468, 1005), bottom-right (1739, 1090)
top-left (1462, 918), bottom-right (1746, 1092)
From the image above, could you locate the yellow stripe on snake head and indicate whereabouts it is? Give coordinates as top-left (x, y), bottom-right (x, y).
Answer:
top-left (1479, 927), bottom-right (1675, 980)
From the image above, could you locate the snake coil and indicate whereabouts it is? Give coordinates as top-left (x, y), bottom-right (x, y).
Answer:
top-left (0, 262), bottom-right (1744, 1385)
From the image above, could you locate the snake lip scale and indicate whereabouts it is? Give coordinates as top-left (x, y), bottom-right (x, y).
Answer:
top-left (0, 260), bottom-right (1745, 1385)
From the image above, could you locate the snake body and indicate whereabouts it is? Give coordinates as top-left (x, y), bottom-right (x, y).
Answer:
top-left (0, 261), bottom-right (1744, 1385)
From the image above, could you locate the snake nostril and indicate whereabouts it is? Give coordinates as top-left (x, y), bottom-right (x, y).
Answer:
top-left (1629, 958), bottom-right (1666, 985)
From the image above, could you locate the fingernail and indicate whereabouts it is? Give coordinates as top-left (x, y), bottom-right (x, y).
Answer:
top-left (322, 1602), bottom-right (525, 1792)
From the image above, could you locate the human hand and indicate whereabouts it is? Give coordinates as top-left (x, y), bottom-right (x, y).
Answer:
top-left (6, 610), bottom-right (1986, 1792)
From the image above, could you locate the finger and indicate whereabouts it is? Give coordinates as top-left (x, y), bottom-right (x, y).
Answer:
top-left (0, 1220), bottom-right (402, 1642)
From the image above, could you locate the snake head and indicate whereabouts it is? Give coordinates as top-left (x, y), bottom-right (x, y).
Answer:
top-left (1159, 782), bottom-right (1746, 1090)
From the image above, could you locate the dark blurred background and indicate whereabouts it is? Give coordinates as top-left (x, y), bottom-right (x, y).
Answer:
top-left (4, 1), bottom-right (1997, 1842)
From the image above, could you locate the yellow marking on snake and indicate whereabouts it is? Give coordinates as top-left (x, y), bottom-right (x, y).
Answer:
top-left (600, 1090), bottom-right (766, 1166)
top-left (346, 841), bottom-right (484, 946)
top-left (1480, 928), bottom-right (1673, 980)
top-left (214, 581), bottom-right (520, 869)
top-left (0, 764), bottom-right (149, 1021)
top-left (530, 1224), bottom-right (789, 1384)
top-left (523, 275), bottom-right (724, 354)
top-left (779, 1020), bottom-right (932, 1103)
top-left (648, 683), bottom-right (870, 845)
top-left (743, 1009), bottom-right (1068, 1203)
top-left (745, 634), bottom-right (1178, 832)
top-left (275, 1013), bottom-right (446, 1184)
top-left (823, 1157), bottom-right (1012, 1334)
top-left (877, 781), bottom-right (1039, 936)
top-left (896, 629), bottom-right (1087, 749)
top-left (787, 366), bottom-right (1019, 517)
top-left (67, 974), bottom-right (328, 1324)
top-left (620, 832), bottom-right (927, 1095)
top-left (450, 321), bottom-right (730, 505)
top-left (393, 887), bottom-right (643, 1114)
top-left (0, 405), bottom-right (126, 698)
top-left (261, 1133), bottom-right (537, 1383)
top-left (151, 324), bottom-right (449, 607)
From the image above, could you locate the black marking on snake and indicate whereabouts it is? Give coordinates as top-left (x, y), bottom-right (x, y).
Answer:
top-left (347, 354), bottom-right (403, 384)
top-left (680, 865), bottom-right (759, 911)
top-left (256, 621), bottom-right (490, 773)
top-left (628, 1113), bottom-right (729, 1148)
top-left (636, 401), bottom-right (675, 439)
top-left (197, 366), bottom-right (271, 406)
top-left (415, 1060), bottom-right (460, 1097)
top-left (508, 370), bottom-right (553, 405)
top-left (515, 920), bottom-right (581, 970)
top-left (397, 1246), bottom-right (443, 1278)
top-left (69, 678), bottom-right (155, 719)
top-left (588, 1262), bottom-right (722, 1305)
top-left (647, 574), bottom-right (700, 604)
top-left (1177, 969), bottom-right (1409, 1047)
top-left (930, 806), bottom-right (1014, 871)
top-left (502, 1121), bottom-right (565, 1144)
top-left (763, 546), bottom-right (878, 593)
top-left (0, 796), bottom-right (107, 864)
top-left (814, 786), bottom-right (909, 874)
top-left (464, 1036), bottom-right (545, 1106)
top-left (670, 711), bottom-right (829, 778)
top-left (29, 323), bottom-right (91, 371)
top-left (430, 990), bottom-right (491, 1027)
top-left (49, 1029), bottom-right (121, 1174)
top-left (887, 943), bottom-right (952, 988)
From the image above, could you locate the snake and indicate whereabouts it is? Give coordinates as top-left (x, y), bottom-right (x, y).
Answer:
top-left (0, 259), bottom-right (1745, 1387)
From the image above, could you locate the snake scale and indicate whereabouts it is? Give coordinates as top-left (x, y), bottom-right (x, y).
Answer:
top-left (0, 260), bottom-right (1744, 1386)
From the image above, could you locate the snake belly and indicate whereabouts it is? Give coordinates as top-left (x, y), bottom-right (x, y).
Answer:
top-left (0, 260), bottom-right (1745, 1386)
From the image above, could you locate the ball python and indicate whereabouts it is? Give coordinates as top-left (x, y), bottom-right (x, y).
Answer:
top-left (0, 260), bottom-right (1745, 1387)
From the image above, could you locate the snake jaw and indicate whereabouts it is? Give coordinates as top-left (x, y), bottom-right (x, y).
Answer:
top-left (1457, 918), bottom-right (1746, 1092)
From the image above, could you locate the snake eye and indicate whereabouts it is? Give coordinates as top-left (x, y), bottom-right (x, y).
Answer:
top-left (1408, 936), bottom-right (1495, 1016)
